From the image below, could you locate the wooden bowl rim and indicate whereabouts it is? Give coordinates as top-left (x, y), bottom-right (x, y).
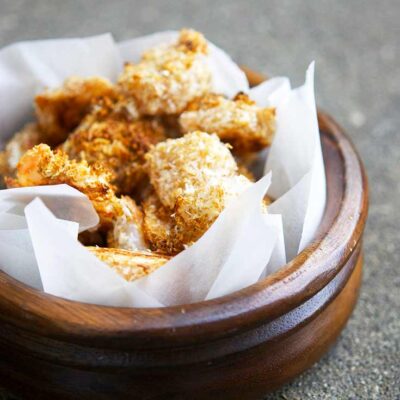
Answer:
top-left (0, 69), bottom-right (369, 344)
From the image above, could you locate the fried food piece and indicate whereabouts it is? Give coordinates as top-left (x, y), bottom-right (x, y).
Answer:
top-left (79, 91), bottom-right (140, 124)
top-left (7, 144), bottom-right (141, 243)
top-left (0, 123), bottom-right (43, 179)
top-left (10, 144), bottom-right (148, 251)
top-left (118, 29), bottom-right (212, 115)
top-left (145, 131), bottom-right (252, 252)
top-left (88, 247), bottom-right (170, 282)
top-left (35, 76), bottom-right (115, 145)
top-left (146, 131), bottom-right (238, 209)
top-left (11, 144), bottom-right (148, 251)
top-left (9, 144), bottom-right (121, 228)
top-left (179, 93), bottom-right (276, 154)
top-left (107, 195), bottom-right (147, 251)
top-left (62, 95), bottom-right (166, 194)
top-left (142, 193), bottom-right (191, 255)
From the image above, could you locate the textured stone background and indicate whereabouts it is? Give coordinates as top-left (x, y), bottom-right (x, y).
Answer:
top-left (0, 0), bottom-right (399, 399)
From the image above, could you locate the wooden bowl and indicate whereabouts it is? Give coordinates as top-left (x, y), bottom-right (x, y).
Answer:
top-left (0, 70), bottom-right (368, 400)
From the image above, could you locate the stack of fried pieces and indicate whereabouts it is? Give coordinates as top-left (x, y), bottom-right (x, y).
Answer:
top-left (0, 29), bottom-right (276, 281)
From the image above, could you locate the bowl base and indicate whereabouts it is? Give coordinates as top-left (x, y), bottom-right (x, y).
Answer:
top-left (0, 250), bottom-right (363, 400)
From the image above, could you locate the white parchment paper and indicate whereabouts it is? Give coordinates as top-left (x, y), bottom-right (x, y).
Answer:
top-left (250, 63), bottom-right (326, 260)
top-left (19, 173), bottom-right (284, 307)
top-left (0, 33), bottom-right (325, 307)
top-left (0, 34), bottom-right (122, 141)
top-left (0, 185), bottom-right (96, 290)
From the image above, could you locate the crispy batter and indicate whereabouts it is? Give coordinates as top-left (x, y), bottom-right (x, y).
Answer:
top-left (145, 131), bottom-right (252, 252)
top-left (179, 93), bottom-right (276, 154)
top-left (0, 123), bottom-right (43, 180)
top-left (78, 91), bottom-right (140, 124)
top-left (88, 247), bottom-right (170, 281)
top-left (142, 193), bottom-right (191, 255)
top-left (107, 195), bottom-right (147, 251)
top-left (145, 131), bottom-right (238, 209)
top-left (35, 76), bottom-right (115, 145)
top-left (118, 29), bottom-right (212, 115)
top-left (9, 144), bottom-right (121, 228)
top-left (11, 144), bottom-right (148, 251)
top-left (62, 96), bottom-right (166, 194)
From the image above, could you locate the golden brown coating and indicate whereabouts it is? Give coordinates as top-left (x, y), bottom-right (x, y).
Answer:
top-left (179, 93), bottom-right (276, 154)
top-left (142, 193), bottom-right (191, 255)
top-left (118, 29), bottom-right (212, 115)
top-left (35, 76), bottom-right (115, 145)
top-left (11, 144), bottom-right (149, 251)
top-left (145, 131), bottom-right (238, 209)
top-left (88, 247), bottom-right (170, 282)
top-left (0, 123), bottom-right (43, 180)
top-left (10, 144), bottom-right (121, 229)
top-left (62, 96), bottom-right (166, 195)
top-left (145, 131), bottom-right (252, 252)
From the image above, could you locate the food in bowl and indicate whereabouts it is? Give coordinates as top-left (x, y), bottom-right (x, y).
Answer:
top-left (0, 29), bottom-right (277, 282)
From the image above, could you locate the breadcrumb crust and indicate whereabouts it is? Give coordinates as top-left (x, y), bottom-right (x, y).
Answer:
top-left (144, 131), bottom-right (252, 252)
top-left (88, 246), bottom-right (169, 281)
top-left (118, 29), bottom-right (212, 115)
top-left (180, 93), bottom-right (276, 154)
top-left (62, 96), bottom-right (166, 195)
top-left (35, 76), bottom-right (114, 145)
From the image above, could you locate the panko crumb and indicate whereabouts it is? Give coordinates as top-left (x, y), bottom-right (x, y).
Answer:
top-left (142, 193), bottom-right (192, 255)
top-left (145, 131), bottom-right (238, 209)
top-left (145, 131), bottom-right (253, 251)
top-left (9, 144), bottom-right (147, 250)
top-left (12, 144), bottom-right (148, 251)
top-left (10, 144), bottom-right (122, 229)
top-left (35, 76), bottom-right (115, 145)
top-left (62, 95), bottom-right (166, 195)
top-left (179, 93), bottom-right (276, 154)
top-left (88, 247), bottom-right (170, 282)
top-left (0, 123), bottom-right (43, 179)
top-left (118, 29), bottom-right (212, 115)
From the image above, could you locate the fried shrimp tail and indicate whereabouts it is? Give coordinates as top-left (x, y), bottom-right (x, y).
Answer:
top-left (179, 93), bottom-right (276, 154)
top-left (118, 29), bottom-right (212, 115)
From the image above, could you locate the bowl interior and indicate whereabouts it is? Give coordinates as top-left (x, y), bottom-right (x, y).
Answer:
top-left (0, 70), bottom-right (368, 345)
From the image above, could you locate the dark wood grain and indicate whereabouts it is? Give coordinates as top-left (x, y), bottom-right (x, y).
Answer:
top-left (0, 70), bottom-right (369, 399)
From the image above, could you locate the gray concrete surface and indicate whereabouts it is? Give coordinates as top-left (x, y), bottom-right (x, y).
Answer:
top-left (0, 0), bottom-right (399, 399)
